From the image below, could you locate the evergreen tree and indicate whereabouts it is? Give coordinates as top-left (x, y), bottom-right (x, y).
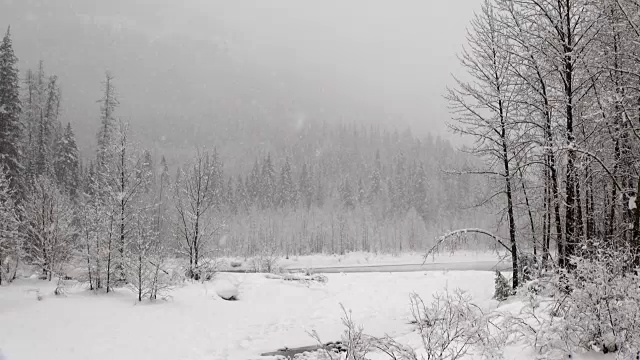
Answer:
top-left (235, 174), bottom-right (247, 212)
top-left (96, 72), bottom-right (117, 171)
top-left (412, 162), bottom-right (428, 219)
top-left (368, 149), bottom-right (382, 203)
top-left (53, 122), bottom-right (80, 197)
top-left (225, 177), bottom-right (236, 213)
top-left (247, 159), bottom-right (260, 206)
top-left (260, 153), bottom-right (276, 209)
top-left (0, 165), bottom-right (20, 285)
top-left (357, 177), bottom-right (366, 204)
top-left (277, 157), bottom-right (295, 208)
top-left (0, 27), bottom-right (22, 195)
top-left (34, 75), bottom-right (60, 177)
top-left (340, 177), bottom-right (355, 210)
top-left (299, 162), bottom-right (313, 209)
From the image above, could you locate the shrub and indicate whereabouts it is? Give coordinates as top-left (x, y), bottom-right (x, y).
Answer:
top-left (312, 290), bottom-right (502, 360)
top-left (502, 247), bottom-right (640, 358)
top-left (493, 271), bottom-right (512, 301)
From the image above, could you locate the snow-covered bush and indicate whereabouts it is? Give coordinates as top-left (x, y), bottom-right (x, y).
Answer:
top-left (550, 250), bottom-right (640, 355)
top-left (23, 177), bottom-right (76, 282)
top-left (191, 259), bottom-right (218, 281)
top-left (409, 290), bottom-right (501, 359)
top-left (502, 247), bottom-right (640, 358)
top-left (313, 290), bottom-right (501, 360)
top-left (493, 271), bottom-right (512, 301)
top-left (310, 304), bottom-right (376, 360)
top-left (250, 250), bottom-right (280, 273)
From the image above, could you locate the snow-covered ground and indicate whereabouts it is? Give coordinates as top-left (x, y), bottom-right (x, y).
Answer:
top-left (0, 270), bottom-right (492, 360)
top-left (219, 250), bottom-right (509, 272)
top-left (0, 267), bottom-right (611, 360)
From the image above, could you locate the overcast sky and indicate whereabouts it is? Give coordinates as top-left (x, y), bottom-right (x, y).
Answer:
top-left (3, 0), bottom-right (481, 144)
top-left (165, 0), bottom-right (481, 137)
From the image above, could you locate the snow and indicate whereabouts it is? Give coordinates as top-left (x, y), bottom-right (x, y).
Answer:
top-left (0, 271), bottom-right (494, 360)
top-left (218, 250), bottom-right (507, 272)
top-left (213, 274), bottom-right (239, 300)
top-left (0, 267), bottom-right (611, 360)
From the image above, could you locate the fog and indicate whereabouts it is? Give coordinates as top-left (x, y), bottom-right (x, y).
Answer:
top-left (1, 0), bottom-right (480, 152)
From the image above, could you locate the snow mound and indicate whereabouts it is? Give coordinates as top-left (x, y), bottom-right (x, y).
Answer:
top-left (214, 278), bottom-right (239, 300)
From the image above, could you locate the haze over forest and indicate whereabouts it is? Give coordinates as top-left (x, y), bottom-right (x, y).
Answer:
top-left (1, 0), bottom-right (480, 160)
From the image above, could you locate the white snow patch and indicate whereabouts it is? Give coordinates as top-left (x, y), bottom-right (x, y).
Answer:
top-left (214, 276), bottom-right (239, 300)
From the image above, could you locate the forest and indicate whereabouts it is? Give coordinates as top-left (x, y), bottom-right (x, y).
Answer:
top-left (0, 27), bottom-right (494, 293)
top-left (2, 0), bottom-right (640, 358)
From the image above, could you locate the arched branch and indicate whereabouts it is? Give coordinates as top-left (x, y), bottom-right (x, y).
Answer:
top-left (422, 228), bottom-right (511, 265)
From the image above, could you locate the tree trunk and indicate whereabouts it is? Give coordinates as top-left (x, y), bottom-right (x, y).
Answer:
top-left (562, 0), bottom-right (577, 269)
top-left (633, 176), bottom-right (640, 267)
top-left (520, 170), bottom-right (537, 262)
top-left (86, 233), bottom-right (93, 290)
top-left (106, 215), bottom-right (114, 292)
top-left (138, 254), bottom-right (143, 302)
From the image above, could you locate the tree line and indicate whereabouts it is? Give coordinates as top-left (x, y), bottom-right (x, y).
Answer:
top-left (0, 27), bottom-right (492, 299)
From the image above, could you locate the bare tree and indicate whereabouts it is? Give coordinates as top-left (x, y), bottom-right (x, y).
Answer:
top-left (23, 176), bottom-right (76, 281)
top-left (174, 149), bottom-right (224, 279)
top-left (447, 0), bottom-right (525, 287)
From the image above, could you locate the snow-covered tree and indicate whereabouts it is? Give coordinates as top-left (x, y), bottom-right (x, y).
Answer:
top-left (0, 27), bottom-right (22, 196)
top-left (174, 149), bottom-right (225, 279)
top-left (53, 122), bottom-right (80, 196)
top-left (23, 176), bottom-right (76, 281)
top-left (0, 165), bottom-right (21, 285)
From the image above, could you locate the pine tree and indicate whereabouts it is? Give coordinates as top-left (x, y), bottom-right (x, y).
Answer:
top-left (340, 177), bottom-right (355, 210)
top-left (412, 162), bottom-right (427, 219)
top-left (0, 165), bottom-right (20, 285)
top-left (225, 177), bottom-right (236, 213)
top-left (247, 159), bottom-right (260, 206)
top-left (277, 157), bottom-right (295, 208)
top-left (235, 174), bottom-right (247, 212)
top-left (53, 123), bottom-right (80, 196)
top-left (299, 163), bottom-right (313, 209)
top-left (0, 27), bottom-right (22, 196)
top-left (96, 72), bottom-right (117, 172)
top-left (34, 75), bottom-right (60, 177)
top-left (357, 177), bottom-right (366, 204)
top-left (368, 149), bottom-right (382, 203)
top-left (260, 153), bottom-right (276, 209)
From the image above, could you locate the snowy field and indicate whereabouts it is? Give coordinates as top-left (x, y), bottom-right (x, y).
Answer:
top-left (0, 270), bottom-right (489, 359)
top-left (0, 268), bottom-right (614, 360)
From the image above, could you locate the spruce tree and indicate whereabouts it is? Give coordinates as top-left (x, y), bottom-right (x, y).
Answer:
top-left (0, 165), bottom-right (20, 285)
top-left (368, 149), bottom-right (382, 203)
top-left (260, 153), bottom-right (276, 209)
top-left (277, 157), bottom-right (295, 208)
top-left (299, 163), bottom-right (313, 209)
top-left (96, 72), bottom-right (117, 172)
top-left (53, 122), bottom-right (80, 197)
top-left (0, 27), bottom-right (22, 195)
top-left (35, 75), bottom-right (60, 177)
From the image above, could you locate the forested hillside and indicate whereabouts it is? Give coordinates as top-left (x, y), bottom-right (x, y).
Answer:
top-left (0, 29), bottom-right (492, 288)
